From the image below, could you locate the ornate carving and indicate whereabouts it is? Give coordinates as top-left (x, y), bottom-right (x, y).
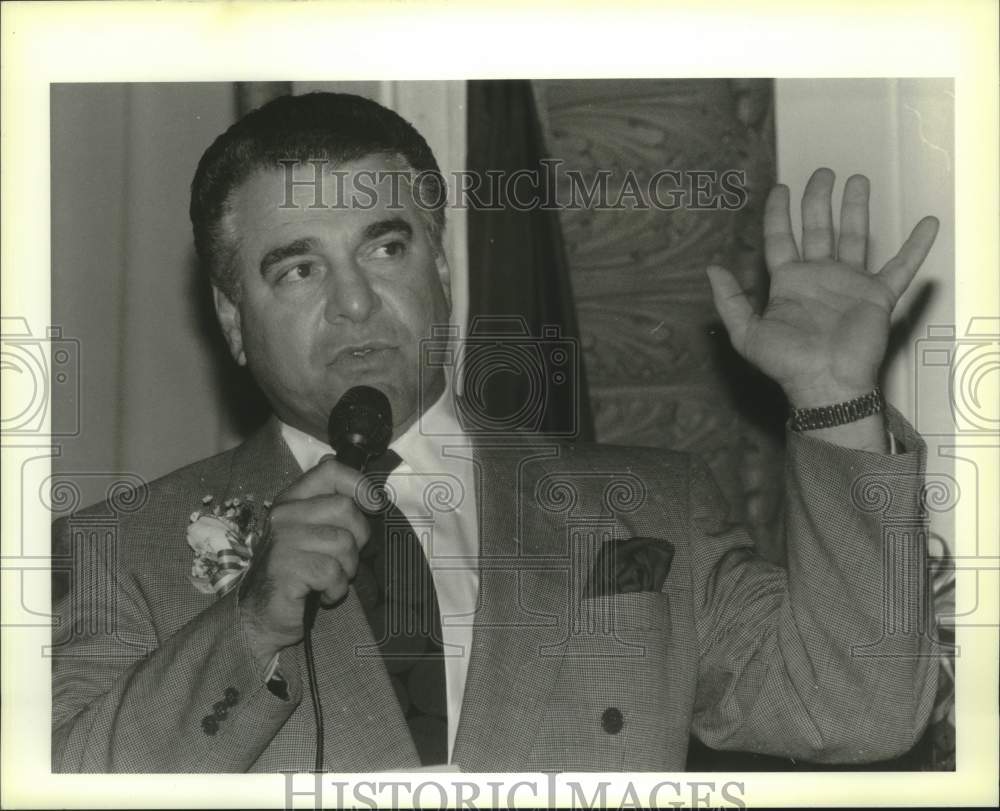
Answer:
top-left (537, 79), bottom-right (785, 559)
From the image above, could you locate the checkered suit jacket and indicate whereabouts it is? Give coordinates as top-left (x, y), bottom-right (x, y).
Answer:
top-left (51, 408), bottom-right (938, 772)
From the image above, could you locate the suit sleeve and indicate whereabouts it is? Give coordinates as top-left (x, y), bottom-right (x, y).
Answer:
top-left (688, 407), bottom-right (939, 763)
top-left (51, 518), bottom-right (303, 772)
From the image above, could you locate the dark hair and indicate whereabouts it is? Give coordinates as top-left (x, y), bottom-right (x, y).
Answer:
top-left (190, 91), bottom-right (446, 300)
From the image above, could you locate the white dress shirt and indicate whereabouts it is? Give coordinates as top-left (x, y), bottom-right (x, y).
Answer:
top-left (280, 389), bottom-right (479, 761)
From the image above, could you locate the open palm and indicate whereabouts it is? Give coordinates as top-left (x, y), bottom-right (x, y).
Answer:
top-left (707, 168), bottom-right (939, 408)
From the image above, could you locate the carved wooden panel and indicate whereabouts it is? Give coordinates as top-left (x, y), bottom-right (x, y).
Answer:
top-left (535, 79), bottom-right (786, 560)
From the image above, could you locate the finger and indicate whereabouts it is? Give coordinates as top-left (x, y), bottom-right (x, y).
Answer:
top-left (763, 184), bottom-right (800, 270)
top-left (837, 174), bottom-right (870, 267)
top-left (706, 265), bottom-right (757, 353)
top-left (277, 456), bottom-right (364, 502)
top-left (801, 167), bottom-right (836, 261)
top-left (876, 216), bottom-right (940, 300)
top-left (300, 552), bottom-right (351, 607)
top-left (264, 545), bottom-right (349, 600)
top-left (269, 495), bottom-right (370, 550)
top-left (276, 525), bottom-right (363, 579)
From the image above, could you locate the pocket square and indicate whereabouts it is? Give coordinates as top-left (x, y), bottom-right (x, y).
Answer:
top-left (583, 536), bottom-right (675, 598)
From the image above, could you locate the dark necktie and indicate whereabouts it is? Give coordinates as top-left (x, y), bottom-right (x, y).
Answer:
top-left (353, 449), bottom-right (448, 766)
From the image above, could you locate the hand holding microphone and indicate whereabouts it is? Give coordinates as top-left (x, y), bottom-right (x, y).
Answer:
top-left (238, 386), bottom-right (393, 674)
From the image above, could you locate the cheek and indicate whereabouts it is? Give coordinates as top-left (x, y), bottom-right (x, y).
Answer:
top-left (239, 303), bottom-right (312, 375)
top-left (396, 304), bottom-right (444, 374)
top-left (395, 272), bottom-right (450, 339)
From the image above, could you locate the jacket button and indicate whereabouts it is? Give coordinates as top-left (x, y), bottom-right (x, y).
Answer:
top-left (601, 707), bottom-right (624, 735)
top-left (224, 687), bottom-right (240, 706)
top-left (213, 701), bottom-right (229, 720)
top-left (201, 715), bottom-right (219, 735)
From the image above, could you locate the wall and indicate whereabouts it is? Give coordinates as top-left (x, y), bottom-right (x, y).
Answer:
top-left (775, 78), bottom-right (957, 553)
top-left (51, 83), bottom-right (238, 512)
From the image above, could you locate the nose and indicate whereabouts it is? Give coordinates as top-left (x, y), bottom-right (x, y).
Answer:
top-left (323, 260), bottom-right (379, 324)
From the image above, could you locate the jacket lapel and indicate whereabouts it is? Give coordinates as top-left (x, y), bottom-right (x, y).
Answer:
top-left (452, 443), bottom-right (576, 771)
top-left (223, 418), bottom-right (419, 770)
top-left (223, 416), bottom-right (300, 502)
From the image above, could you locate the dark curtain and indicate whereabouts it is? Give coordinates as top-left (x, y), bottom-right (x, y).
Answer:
top-left (465, 80), bottom-right (595, 441)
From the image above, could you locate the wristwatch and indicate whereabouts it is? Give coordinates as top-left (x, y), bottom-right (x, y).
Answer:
top-left (790, 387), bottom-right (884, 432)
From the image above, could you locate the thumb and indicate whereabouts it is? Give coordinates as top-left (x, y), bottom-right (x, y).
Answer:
top-left (705, 265), bottom-right (755, 352)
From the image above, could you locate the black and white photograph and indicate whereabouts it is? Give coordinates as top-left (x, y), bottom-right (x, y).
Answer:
top-left (1, 2), bottom-right (996, 809)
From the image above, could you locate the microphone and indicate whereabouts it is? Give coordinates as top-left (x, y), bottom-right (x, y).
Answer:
top-left (304, 385), bottom-right (393, 631)
top-left (326, 385), bottom-right (394, 472)
top-left (302, 385), bottom-right (393, 773)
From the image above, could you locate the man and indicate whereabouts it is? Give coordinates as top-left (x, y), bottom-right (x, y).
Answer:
top-left (52, 92), bottom-right (940, 772)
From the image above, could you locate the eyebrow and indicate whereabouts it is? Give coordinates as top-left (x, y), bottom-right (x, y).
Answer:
top-left (259, 237), bottom-right (319, 275)
top-left (363, 217), bottom-right (413, 243)
top-left (256, 219), bottom-right (415, 276)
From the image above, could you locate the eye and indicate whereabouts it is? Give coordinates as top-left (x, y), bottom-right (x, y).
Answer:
top-left (370, 240), bottom-right (407, 260)
top-left (276, 262), bottom-right (317, 284)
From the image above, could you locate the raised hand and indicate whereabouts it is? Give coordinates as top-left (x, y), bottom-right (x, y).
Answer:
top-left (706, 168), bottom-right (938, 412)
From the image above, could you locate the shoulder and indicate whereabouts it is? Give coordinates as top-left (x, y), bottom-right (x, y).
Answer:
top-left (474, 434), bottom-right (691, 468)
top-left (52, 419), bottom-right (291, 554)
top-left (475, 436), bottom-right (694, 501)
top-left (554, 441), bottom-right (695, 506)
top-left (551, 439), bottom-right (690, 468)
top-left (49, 442), bottom-right (250, 605)
top-left (58, 443), bottom-right (242, 528)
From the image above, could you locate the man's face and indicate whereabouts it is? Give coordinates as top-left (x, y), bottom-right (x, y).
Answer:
top-left (214, 154), bottom-right (451, 442)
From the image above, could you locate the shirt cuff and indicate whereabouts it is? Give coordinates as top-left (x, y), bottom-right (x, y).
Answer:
top-left (263, 653), bottom-right (291, 700)
top-left (262, 652), bottom-right (281, 683)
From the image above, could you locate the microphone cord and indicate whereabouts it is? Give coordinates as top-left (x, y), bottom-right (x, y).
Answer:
top-left (304, 592), bottom-right (323, 772)
top-left (302, 450), bottom-right (370, 773)
top-left (307, 386), bottom-right (392, 774)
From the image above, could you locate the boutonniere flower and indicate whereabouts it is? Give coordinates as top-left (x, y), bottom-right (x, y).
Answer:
top-left (186, 494), bottom-right (271, 596)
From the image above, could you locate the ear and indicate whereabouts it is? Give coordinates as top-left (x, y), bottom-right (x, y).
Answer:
top-left (213, 286), bottom-right (246, 366)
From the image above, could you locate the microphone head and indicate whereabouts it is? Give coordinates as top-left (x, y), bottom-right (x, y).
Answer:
top-left (327, 385), bottom-right (393, 458)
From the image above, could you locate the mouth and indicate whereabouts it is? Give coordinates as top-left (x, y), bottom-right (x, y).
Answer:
top-left (329, 341), bottom-right (397, 365)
